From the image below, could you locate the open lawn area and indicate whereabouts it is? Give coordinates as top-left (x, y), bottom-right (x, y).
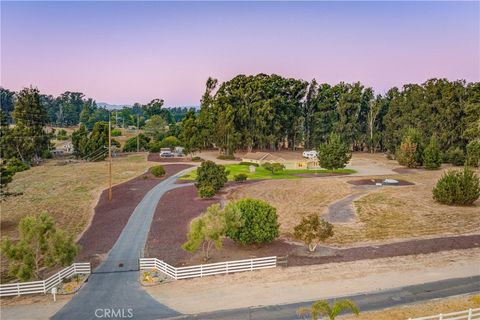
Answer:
top-left (227, 154), bottom-right (480, 245)
top-left (0, 154), bottom-right (153, 239)
top-left (181, 163), bottom-right (355, 181)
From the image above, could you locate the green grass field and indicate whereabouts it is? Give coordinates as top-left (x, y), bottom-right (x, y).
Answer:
top-left (181, 164), bottom-right (356, 181)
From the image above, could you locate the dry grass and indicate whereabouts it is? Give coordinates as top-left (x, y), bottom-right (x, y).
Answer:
top-left (227, 153), bottom-right (480, 245)
top-left (0, 154), bottom-right (152, 239)
top-left (227, 178), bottom-right (353, 236)
top-left (340, 295), bottom-right (480, 320)
top-left (333, 168), bottom-right (480, 245)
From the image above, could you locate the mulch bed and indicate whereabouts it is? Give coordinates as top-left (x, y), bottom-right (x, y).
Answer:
top-left (76, 164), bottom-right (192, 267)
top-left (148, 153), bottom-right (192, 163)
top-left (145, 182), bottom-right (480, 267)
top-left (347, 178), bottom-right (415, 186)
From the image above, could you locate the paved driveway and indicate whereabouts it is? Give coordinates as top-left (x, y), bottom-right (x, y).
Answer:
top-left (51, 168), bottom-right (194, 320)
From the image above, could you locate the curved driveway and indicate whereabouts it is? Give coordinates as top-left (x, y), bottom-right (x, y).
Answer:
top-left (52, 167), bottom-right (195, 320)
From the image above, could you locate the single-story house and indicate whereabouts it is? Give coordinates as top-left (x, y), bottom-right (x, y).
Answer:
top-left (52, 141), bottom-right (74, 156)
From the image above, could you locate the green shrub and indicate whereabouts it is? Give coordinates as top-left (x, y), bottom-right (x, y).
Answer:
top-left (446, 147), bottom-right (465, 166)
top-left (56, 129), bottom-right (69, 140)
top-left (317, 133), bottom-right (351, 170)
top-left (160, 136), bottom-right (181, 149)
top-left (147, 140), bottom-right (161, 153)
top-left (423, 136), bottom-right (442, 170)
top-left (111, 129), bottom-right (122, 137)
top-left (433, 167), bottom-right (480, 205)
top-left (226, 199), bottom-right (279, 245)
top-left (262, 162), bottom-right (285, 174)
top-left (123, 134), bottom-right (150, 152)
top-left (198, 184), bottom-right (216, 199)
top-left (234, 173), bottom-right (248, 182)
top-left (6, 158), bottom-right (29, 173)
top-left (150, 165), bottom-right (166, 177)
top-left (217, 154), bottom-right (235, 160)
top-left (196, 160), bottom-right (228, 193)
top-left (239, 161), bottom-right (259, 167)
top-left (191, 156), bottom-right (204, 162)
top-left (466, 140), bottom-right (480, 167)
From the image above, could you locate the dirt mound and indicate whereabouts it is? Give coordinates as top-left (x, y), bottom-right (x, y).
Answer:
top-left (347, 178), bottom-right (414, 186)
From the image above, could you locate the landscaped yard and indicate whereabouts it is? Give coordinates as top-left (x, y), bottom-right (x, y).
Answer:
top-left (226, 155), bottom-right (480, 245)
top-left (0, 154), bottom-right (153, 239)
top-left (181, 163), bottom-right (355, 181)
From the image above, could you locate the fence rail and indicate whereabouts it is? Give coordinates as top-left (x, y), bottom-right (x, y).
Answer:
top-left (408, 308), bottom-right (480, 320)
top-left (0, 263), bottom-right (91, 297)
top-left (140, 256), bottom-right (277, 280)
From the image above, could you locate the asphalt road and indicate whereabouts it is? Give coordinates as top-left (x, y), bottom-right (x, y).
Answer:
top-left (51, 167), bottom-right (195, 320)
top-left (170, 275), bottom-right (480, 320)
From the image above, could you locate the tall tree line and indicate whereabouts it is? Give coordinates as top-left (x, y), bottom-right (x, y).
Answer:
top-left (181, 75), bottom-right (479, 156)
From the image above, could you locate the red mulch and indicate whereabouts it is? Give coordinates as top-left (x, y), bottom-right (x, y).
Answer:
top-left (148, 153), bottom-right (192, 163)
top-left (347, 178), bottom-right (415, 186)
top-left (146, 183), bottom-right (480, 267)
top-left (76, 164), bottom-right (192, 267)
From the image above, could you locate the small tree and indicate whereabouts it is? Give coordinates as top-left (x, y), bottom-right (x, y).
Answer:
top-left (196, 161), bottom-right (228, 195)
top-left (182, 204), bottom-right (226, 261)
top-left (397, 136), bottom-right (417, 168)
top-left (0, 212), bottom-right (79, 281)
top-left (297, 299), bottom-right (360, 320)
top-left (317, 133), bottom-right (351, 170)
top-left (433, 167), bottom-right (480, 205)
top-left (293, 214), bottom-right (334, 252)
top-left (226, 199), bottom-right (279, 245)
top-left (262, 162), bottom-right (285, 174)
top-left (160, 136), bottom-right (181, 149)
top-left (466, 140), bottom-right (480, 167)
top-left (423, 136), bottom-right (442, 170)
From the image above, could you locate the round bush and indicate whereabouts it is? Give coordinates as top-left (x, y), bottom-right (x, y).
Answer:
top-left (433, 167), bottom-right (480, 205)
top-left (150, 165), bottom-right (166, 177)
top-left (111, 129), bottom-right (122, 137)
top-left (226, 199), bottom-right (279, 245)
top-left (198, 184), bottom-right (216, 198)
top-left (234, 173), bottom-right (248, 182)
top-left (196, 160), bottom-right (227, 192)
top-left (446, 147), bottom-right (465, 166)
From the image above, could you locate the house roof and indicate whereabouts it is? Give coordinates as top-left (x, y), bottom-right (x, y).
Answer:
top-left (243, 152), bottom-right (285, 162)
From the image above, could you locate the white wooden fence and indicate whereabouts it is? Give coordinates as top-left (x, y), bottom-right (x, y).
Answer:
top-left (140, 256), bottom-right (277, 280)
top-left (408, 308), bottom-right (480, 320)
top-left (0, 263), bottom-right (91, 297)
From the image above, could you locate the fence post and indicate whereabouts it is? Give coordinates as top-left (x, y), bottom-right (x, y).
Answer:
top-left (17, 283), bottom-right (20, 296)
top-left (200, 265), bottom-right (203, 277)
top-left (468, 309), bottom-right (472, 320)
top-left (43, 280), bottom-right (46, 294)
top-left (226, 261), bottom-right (229, 274)
top-left (439, 314), bottom-right (443, 320)
top-left (250, 259), bottom-right (253, 271)
top-left (57, 271), bottom-right (62, 285)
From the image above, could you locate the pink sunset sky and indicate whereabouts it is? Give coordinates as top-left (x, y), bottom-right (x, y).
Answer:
top-left (1, 1), bottom-right (479, 106)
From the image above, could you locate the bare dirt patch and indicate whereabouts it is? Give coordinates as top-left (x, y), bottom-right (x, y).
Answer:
top-left (76, 164), bottom-right (192, 267)
top-left (146, 248), bottom-right (480, 314)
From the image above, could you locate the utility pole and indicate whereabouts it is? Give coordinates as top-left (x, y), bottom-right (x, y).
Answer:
top-left (108, 115), bottom-right (112, 201)
top-left (136, 114), bottom-right (140, 153)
